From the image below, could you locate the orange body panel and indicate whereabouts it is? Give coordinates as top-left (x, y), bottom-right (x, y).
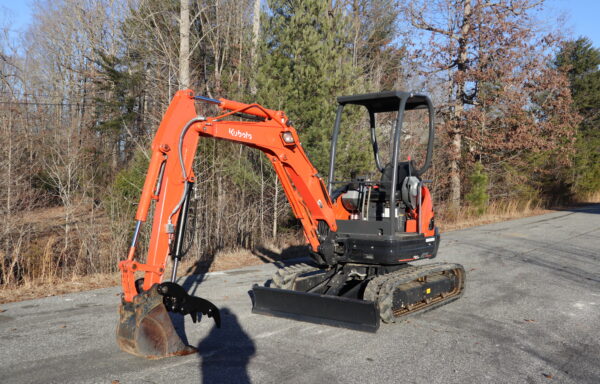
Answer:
top-left (404, 186), bottom-right (435, 237)
top-left (120, 91), bottom-right (337, 302)
top-left (332, 201), bottom-right (351, 220)
top-left (406, 219), bottom-right (417, 232)
top-left (419, 186), bottom-right (436, 237)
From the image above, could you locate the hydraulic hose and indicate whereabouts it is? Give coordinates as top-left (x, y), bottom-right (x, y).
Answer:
top-left (168, 116), bottom-right (205, 227)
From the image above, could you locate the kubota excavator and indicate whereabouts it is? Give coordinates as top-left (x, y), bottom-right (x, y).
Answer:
top-left (117, 90), bottom-right (465, 358)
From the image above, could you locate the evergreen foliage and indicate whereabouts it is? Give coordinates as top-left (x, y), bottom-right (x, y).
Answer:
top-left (555, 37), bottom-right (600, 196)
top-left (465, 162), bottom-right (489, 215)
top-left (110, 150), bottom-right (150, 210)
top-left (94, 53), bottom-right (145, 132)
top-left (255, 0), bottom-right (370, 176)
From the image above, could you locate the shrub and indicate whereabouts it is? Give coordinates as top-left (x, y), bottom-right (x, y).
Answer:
top-left (465, 162), bottom-right (489, 215)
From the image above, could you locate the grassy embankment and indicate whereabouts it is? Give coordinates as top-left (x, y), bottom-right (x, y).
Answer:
top-left (1, 192), bottom-right (598, 304)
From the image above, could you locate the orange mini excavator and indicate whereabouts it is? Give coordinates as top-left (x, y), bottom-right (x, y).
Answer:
top-left (117, 90), bottom-right (465, 358)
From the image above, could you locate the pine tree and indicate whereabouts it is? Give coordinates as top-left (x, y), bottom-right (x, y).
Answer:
top-left (556, 37), bottom-right (600, 196)
top-left (556, 38), bottom-right (600, 119)
top-left (465, 162), bottom-right (489, 215)
top-left (256, 0), bottom-right (370, 177)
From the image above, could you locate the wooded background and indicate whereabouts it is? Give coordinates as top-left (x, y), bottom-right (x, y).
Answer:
top-left (0, 0), bottom-right (598, 288)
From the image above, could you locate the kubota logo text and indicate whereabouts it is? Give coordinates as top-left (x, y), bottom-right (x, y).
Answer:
top-left (228, 128), bottom-right (252, 140)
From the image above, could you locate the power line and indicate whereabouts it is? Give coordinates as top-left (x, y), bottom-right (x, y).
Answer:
top-left (0, 100), bottom-right (87, 106)
top-left (0, 92), bottom-right (98, 103)
top-left (0, 90), bottom-right (93, 98)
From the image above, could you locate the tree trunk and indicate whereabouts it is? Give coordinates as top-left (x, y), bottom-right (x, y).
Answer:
top-left (179, 0), bottom-right (191, 89)
top-left (449, 0), bottom-right (472, 207)
top-left (260, 159), bottom-right (264, 241)
top-left (250, 0), bottom-right (261, 95)
top-left (449, 132), bottom-right (462, 206)
top-left (272, 178), bottom-right (279, 239)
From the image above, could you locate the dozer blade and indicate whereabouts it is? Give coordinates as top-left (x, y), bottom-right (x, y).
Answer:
top-left (252, 285), bottom-right (380, 332)
top-left (117, 283), bottom-right (220, 359)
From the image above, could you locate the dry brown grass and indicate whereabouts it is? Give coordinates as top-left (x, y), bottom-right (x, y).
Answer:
top-left (438, 199), bottom-right (552, 232)
top-left (1, 203), bottom-right (118, 289)
top-left (4, 196), bottom-right (598, 305)
top-left (0, 241), bottom-right (306, 304)
top-left (0, 273), bottom-right (120, 304)
top-left (579, 191), bottom-right (600, 203)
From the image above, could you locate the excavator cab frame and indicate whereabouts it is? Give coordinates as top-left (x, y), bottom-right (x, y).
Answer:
top-left (328, 92), bottom-right (435, 239)
top-left (329, 91), bottom-right (435, 190)
top-left (307, 92), bottom-right (439, 268)
top-left (253, 92), bottom-right (462, 332)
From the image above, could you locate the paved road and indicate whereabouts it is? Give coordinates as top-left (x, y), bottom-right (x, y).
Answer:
top-left (1, 206), bottom-right (599, 384)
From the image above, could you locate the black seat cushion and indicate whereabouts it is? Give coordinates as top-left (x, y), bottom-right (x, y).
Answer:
top-left (379, 161), bottom-right (418, 199)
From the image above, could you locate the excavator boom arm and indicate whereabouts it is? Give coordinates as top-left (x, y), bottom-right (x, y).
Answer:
top-left (119, 90), bottom-right (337, 302)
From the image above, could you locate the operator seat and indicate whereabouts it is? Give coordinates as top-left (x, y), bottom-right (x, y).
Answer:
top-left (379, 161), bottom-right (420, 210)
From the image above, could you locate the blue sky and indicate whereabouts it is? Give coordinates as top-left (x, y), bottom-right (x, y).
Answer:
top-left (1, 0), bottom-right (600, 47)
top-left (544, 0), bottom-right (600, 45)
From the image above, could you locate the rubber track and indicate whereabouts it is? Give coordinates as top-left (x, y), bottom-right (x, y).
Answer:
top-left (375, 262), bottom-right (465, 323)
top-left (363, 265), bottom-right (421, 323)
top-left (270, 262), bottom-right (465, 325)
top-left (271, 263), bottom-right (320, 289)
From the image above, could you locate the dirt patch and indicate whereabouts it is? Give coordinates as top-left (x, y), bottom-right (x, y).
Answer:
top-left (177, 242), bottom-right (309, 277)
top-left (440, 208), bottom-right (554, 232)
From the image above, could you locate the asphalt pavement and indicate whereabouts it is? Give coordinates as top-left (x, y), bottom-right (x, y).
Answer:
top-left (1, 205), bottom-right (599, 384)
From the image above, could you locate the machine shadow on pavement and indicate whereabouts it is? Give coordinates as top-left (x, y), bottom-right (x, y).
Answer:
top-left (170, 268), bottom-right (255, 383)
top-left (197, 307), bottom-right (255, 384)
top-left (168, 260), bottom-right (216, 345)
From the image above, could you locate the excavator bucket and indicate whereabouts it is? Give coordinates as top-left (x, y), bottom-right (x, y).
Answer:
top-left (116, 284), bottom-right (196, 359)
top-left (117, 283), bottom-right (220, 359)
top-left (252, 286), bottom-right (380, 332)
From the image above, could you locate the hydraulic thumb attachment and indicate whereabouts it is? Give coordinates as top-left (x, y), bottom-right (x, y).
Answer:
top-left (159, 282), bottom-right (221, 326)
top-left (116, 282), bottom-right (220, 359)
